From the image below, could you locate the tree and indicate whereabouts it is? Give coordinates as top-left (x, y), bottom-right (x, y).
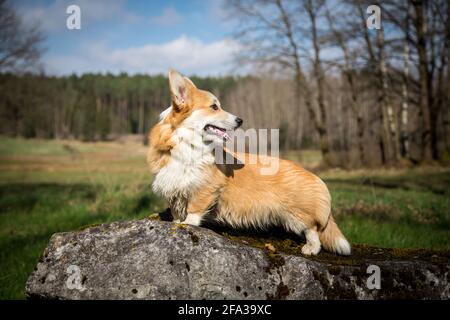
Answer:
top-left (399, 3), bottom-right (411, 159)
top-left (325, 5), bottom-right (366, 166)
top-left (229, 0), bottom-right (333, 164)
top-left (0, 0), bottom-right (45, 72)
top-left (384, 0), bottom-right (449, 161)
top-left (411, 0), bottom-right (433, 162)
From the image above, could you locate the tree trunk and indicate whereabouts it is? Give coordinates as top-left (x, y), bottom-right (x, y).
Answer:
top-left (307, 0), bottom-right (331, 165)
top-left (343, 69), bottom-right (365, 166)
top-left (412, 0), bottom-right (433, 162)
top-left (377, 28), bottom-right (400, 164)
top-left (325, 7), bottom-right (364, 166)
top-left (446, 0), bottom-right (450, 153)
top-left (400, 11), bottom-right (411, 159)
top-left (447, 0), bottom-right (450, 152)
top-left (356, 2), bottom-right (390, 165)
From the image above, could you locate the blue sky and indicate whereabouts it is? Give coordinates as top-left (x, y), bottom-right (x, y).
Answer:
top-left (15, 0), bottom-right (239, 76)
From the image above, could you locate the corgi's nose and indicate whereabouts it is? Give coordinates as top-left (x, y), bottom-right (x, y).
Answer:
top-left (235, 117), bottom-right (243, 127)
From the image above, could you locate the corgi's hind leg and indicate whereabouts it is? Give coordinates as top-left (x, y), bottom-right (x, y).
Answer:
top-left (283, 214), bottom-right (320, 255)
top-left (301, 226), bottom-right (321, 256)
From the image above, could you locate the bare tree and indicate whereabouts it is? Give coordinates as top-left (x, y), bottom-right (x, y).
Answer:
top-left (342, 0), bottom-right (405, 165)
top-left (386, 0), bottom-right (449, 162)
top-left (411, 0), bottom-right (433, 161)
top-left (377, 26), bottom-right (401, 163)
top-left (303, 0), bottom-right (331, 164)
top-left (226, 0), bottom-right (449, 166)
top-left (447, 0), bottom-right (450, 152)
top-left (400, 3), bottom-right (411, 159)
top-left (325, 5), bottom-right (365, 166)
top-left (229, 0), bottom-right (333, 164)
top-left (0, 0), bottom-right (45, 72)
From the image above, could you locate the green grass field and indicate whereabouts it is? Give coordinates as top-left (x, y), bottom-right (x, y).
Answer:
top-left (0, 137), bottom-right (449, 299)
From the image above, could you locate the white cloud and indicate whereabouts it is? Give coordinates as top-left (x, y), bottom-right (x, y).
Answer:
top-left (43, 35), bottom-right (241, 76)
top-left (149, 7), bottom-right (183, 27)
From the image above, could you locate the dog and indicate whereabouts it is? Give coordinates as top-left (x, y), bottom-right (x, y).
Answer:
top-left (147, 69), bottom-right (351, 256)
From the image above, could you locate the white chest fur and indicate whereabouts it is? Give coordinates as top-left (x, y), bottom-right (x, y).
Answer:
top-left (152, 127), bottom-right (215, 200)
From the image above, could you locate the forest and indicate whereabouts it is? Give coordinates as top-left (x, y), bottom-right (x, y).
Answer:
top-left (0, 73), bottom-right (237, 142)
top-left (1, 1), bottom-right (449, 168)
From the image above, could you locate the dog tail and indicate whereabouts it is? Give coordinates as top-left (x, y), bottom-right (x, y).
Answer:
top-left (318, 215), bottom-right (351, 255)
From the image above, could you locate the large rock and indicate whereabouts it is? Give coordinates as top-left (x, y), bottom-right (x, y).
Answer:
top-left (26, 217), bottom-right (449, 300)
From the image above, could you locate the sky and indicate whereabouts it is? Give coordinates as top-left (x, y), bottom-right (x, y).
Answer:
top-left (15, 0), bottom-right (240, 76)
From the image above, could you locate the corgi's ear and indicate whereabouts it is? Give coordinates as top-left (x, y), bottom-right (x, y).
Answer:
top-left (183, 76), bottom-right (197, 89)
top-left (168, 69), bottom-right (195, 110)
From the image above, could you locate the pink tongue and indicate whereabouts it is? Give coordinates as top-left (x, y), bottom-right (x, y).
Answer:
top-left (211, 127), bottom-right (229, 140)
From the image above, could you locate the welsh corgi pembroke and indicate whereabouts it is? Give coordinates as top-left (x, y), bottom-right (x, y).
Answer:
top-left (147, 69), bottom-right (351, 256)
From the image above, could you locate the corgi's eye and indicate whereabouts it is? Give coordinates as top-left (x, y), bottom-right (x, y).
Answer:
top-left (210, 104), bottom-right (219, 111)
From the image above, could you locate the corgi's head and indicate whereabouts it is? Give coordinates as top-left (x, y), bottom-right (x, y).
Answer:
top-left (162, 69), bottom-right (242, 145)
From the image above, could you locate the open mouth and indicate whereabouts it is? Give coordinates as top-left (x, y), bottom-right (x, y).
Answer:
top-left (204, 124), bottom-right (230, 141)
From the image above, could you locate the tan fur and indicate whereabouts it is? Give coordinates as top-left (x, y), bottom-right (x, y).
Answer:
top-left (318, 216), bottom-right (348, 254)
top-left (148, 70), bottom-right (351, 255)
top-left (190, 153), bottom-right (331, 231)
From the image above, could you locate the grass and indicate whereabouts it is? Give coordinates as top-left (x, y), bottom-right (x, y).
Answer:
top-left (0, 137), bottom-right (164, 299)
top-left (325, 169), bottom-right (450, 249)
top-left (0, 137), bottom-right (449, 299)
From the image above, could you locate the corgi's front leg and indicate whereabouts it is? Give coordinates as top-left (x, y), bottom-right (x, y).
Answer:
top-left (169, 197), bottom-right (188, 222)
top-left (181, 189), bottom-right (216, 226)
top-left (181, 213), bottom-right (203, 226)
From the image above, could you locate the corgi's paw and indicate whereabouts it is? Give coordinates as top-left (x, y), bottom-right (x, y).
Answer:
top-left (182, 214), bottom-right (202, 226)
top-left (173, 219), bottom-right (181, 223)
top-left (301, 244), bottom-right (320, 256)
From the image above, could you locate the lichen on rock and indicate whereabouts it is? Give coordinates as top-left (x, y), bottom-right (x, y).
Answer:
top-left (25, 216), bottom-right (449, 300)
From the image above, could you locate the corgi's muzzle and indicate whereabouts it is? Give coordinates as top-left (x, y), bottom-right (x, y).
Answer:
top-left (204, 124), bottom-right (230, 141)
top-left (203, 117), bottom-right (243, 141)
